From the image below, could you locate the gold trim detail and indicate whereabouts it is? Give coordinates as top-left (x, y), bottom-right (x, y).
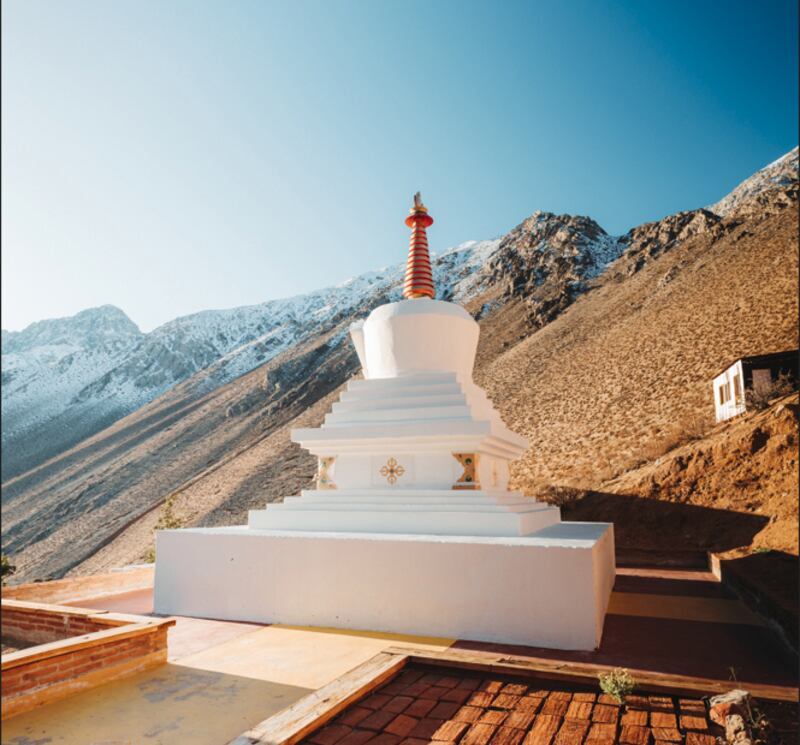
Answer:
top-left (453, 453), bottom-right (480, 490)
top-left (380, 457), bottom-right (405, 485)
top-left (317, 456), bottom-right (337, 490)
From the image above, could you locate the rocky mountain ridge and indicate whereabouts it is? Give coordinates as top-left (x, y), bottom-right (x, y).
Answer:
top-left (2, 216), bottom-right (617, 479)
top-left (708, 146), bottom-right (798, 217)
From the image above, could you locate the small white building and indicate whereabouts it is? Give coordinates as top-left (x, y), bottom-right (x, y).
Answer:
top-left (713, 350), bottom-right (798, 423)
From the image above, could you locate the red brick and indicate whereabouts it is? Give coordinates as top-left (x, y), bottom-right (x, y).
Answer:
top-left (456, 678), bottom-right (482, 691)
top-left (402, 683), bottom-right (430, 697)
top-left (679, 698), bottom-right (706, 712)
top-left (409, 718), bottom-right (443, 739)
top-left (479, 680), bottom-right (504, 694)
top-left (337, 732), bottom-right (375, 745)
top-left (338, 707), bottom-right (373, 727)
top-left (651, 727), bottom-right (681, 742)
top-left (385, 715), bottom-right (419, 738)
top-left (501, 683), bottom-right (528, 696)
top-left (460, 722), bottom-right (497, 745)
top-left (385, 696), bottom-right (414, 714)
top-left (308, 724), bottom-right (352, 745)
top-left (478, 709), bottom-right (507, 725)
top-left (362, 694), bottom-right (393, 711)
top-left (685, 734), bottom-right (717, 745)
top-left (680, 713), bottom-right (708, 731)
top-left (592, 704), bottom-right (618, 723)
top-left (503, 710), bottom-right (536, 730)
top-left (441, 688), bottom-right (472, 704)
top-left (397, 740), bottom-right (429, 745)
top-left (539, 697), bottom-right (568, 717)
top-left (395, 670), bottom-right (425, 686)
top-left (381, 682), bottom-right (410, 696)
top-left (553, 719), bottom-right (589, 745)
top-left (523, 715), bottom-right (561, 745)
top-left (650, 712), bottom-right (677, 728)
top-left (404, 698), bottom-right (437, 719)
top-left (492, 726), bottom-right (525, 745)
top-left (585, 722), bottom-right (616, 743)
top-left (431, 720), bottom-right (469, 741)
top-left (366, 734), bottom-right (400, 745)
top-left (620, 709), bottom-right (647, 727)
top-left (516, 697), bottom-right (543, 712)
top-left (648, 696), bottom-right (674, 711)
top-left (565, 701), bottom-right (593, 720)
top-left (453, 706), bottom-right (483, 724)
top-left (436, 676), bottom-right (462, 689)
top-left (492, 694), bottom-right (521, 710)
top-left (360, 710), bottom-right (397, 731)
top-left (429, 701), bottom-right (461, 720)
top-left (467, 691), bottom-right (495, 708)
top-left (573, 692), bottom-right (597, 702)
top-left (618, 725), bottom-right (649, 745)
top-left (421, 686), bottom-right (450, 701)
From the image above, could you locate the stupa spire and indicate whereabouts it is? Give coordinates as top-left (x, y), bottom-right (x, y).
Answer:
top-left (403, 192), bottom-right (435, 299)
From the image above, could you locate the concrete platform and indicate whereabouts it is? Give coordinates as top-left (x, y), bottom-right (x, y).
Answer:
top-left (153, 521), bottom-right (615, 651)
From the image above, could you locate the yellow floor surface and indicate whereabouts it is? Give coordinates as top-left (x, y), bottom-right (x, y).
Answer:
top-left (607, 591), bottom-right (765, 626)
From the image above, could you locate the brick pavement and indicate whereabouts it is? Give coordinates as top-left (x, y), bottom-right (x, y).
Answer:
top-left (301, 666), bottom-right (721, 745)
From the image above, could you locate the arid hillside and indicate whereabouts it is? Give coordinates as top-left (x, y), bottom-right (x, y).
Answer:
top-left (2, 154), bottom-right (797, 583)
top-left (479, 195), bottom-right (798, 493)
top-left (567, 392), bottom-right (798, 556)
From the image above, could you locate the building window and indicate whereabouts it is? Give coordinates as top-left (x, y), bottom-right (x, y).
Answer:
top-left (733, 374), bottom-right (742, 402)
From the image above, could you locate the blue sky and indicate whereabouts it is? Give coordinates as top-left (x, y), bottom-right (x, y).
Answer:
top-left (2, 0), bottom-right (797, 332)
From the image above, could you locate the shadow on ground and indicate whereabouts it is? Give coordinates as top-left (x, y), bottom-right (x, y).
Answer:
top-left (561, 490), bottom-right (770, 554)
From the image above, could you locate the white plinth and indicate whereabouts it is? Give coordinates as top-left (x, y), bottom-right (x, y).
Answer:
top-left (248, 489), bottom-right (561, 536)
top-left (153, 521), bottom-right (615, 650)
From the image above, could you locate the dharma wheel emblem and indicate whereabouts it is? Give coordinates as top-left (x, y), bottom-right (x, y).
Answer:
top-left (380, 457), bottom-right (405, 485)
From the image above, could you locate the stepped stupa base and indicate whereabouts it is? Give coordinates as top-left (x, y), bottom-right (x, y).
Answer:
top-left (153, 521), bottom-right (615, 651)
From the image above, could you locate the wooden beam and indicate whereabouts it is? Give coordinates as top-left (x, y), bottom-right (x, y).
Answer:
top-left (384, 646), bottom-right (799, 703)
top-left (228, 651), bottom-right (409, 745)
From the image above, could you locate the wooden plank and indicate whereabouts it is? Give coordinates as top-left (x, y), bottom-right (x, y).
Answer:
top-left (1, 619), bottom-right (175, 670)
top-left (228, 651), bottom-right (409, 745)
top-left (382, 646), bottom-right (799, 703)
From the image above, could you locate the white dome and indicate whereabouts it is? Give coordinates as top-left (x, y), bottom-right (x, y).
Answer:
top-left (350, 299), bottom-right (479, 380)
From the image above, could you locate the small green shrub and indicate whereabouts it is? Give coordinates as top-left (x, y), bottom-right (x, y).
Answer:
top-left (156, 494), bottom-right (183, 531)
top-left (598, 668), bottom-right (636, 705)
top-left (1, 552), bottom-right (16, 585)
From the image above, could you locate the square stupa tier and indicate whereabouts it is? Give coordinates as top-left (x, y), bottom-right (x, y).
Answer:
top-left (154, 196), bottom-right (615, 651)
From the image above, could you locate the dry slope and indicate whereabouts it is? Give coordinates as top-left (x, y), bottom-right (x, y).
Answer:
top-left (479, 198), bottom-right (798, 491)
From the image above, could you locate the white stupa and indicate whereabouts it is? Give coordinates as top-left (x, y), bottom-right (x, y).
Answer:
top-left (154, 194), bottom-right (615, 651)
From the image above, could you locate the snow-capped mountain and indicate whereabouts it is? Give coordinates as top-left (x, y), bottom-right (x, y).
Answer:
top-left (2, 147), bottom-right (796, 481)
top-left (708, 146), bottom-right (798, 217)
top-left (2, 306), bottom-right (143, 448)
top-left (1, 221), bottom-right (611, 479)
